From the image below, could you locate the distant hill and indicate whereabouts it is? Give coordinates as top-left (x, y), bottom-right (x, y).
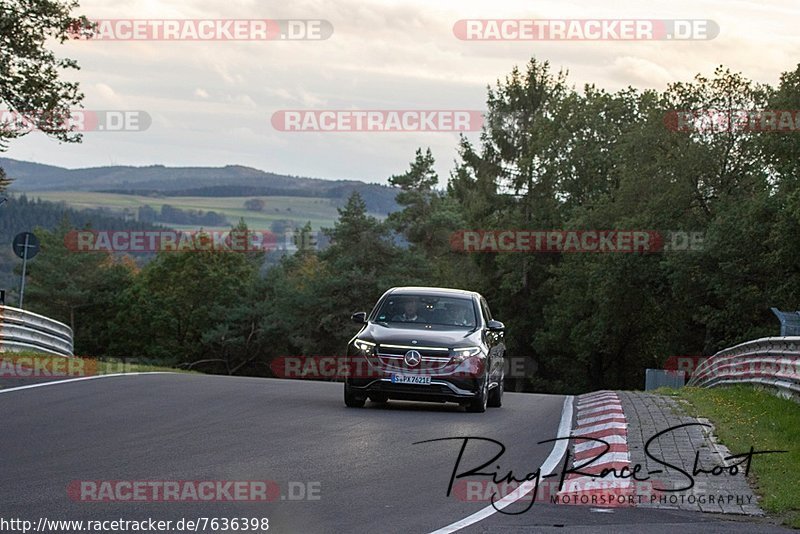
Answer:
top-left (0, 158), bottom-right (399, 214)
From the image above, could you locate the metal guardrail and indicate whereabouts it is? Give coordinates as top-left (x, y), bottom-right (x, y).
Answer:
top-left (770, 308), bottom-right (800, 336)
top-left (686, 336), bottom-right (800, 400)
top-left (0, 305), bottom-right (73, 356)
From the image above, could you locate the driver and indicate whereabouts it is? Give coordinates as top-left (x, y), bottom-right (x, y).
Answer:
top-left (449, 304), bottom-right (473, 326)
top-left (393, 299), bottom-right (420, 322)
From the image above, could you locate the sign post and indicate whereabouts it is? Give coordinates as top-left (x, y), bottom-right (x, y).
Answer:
top-left (12, 232), bottom-right (40, 309)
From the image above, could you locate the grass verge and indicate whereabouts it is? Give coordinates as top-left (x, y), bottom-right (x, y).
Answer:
top-left (662, 385), bottom-right (800, 528)
top-left (93, 359), bottom-right (192, 375)
top-left (0, 352), bottom-right (192, 387)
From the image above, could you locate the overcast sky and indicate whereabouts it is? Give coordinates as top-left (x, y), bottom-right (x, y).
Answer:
top-left (5, 0), bottom-right (799, 185)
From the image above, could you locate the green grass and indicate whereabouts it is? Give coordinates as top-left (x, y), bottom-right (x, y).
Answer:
top-left (664, 386), bottom-right (800, 528)
top-left (27, 191), bottom-right (386, 231)
top-left (93, 358), bottom-right (192, 375)
top-left (0, 352), bottom-right (192, 389)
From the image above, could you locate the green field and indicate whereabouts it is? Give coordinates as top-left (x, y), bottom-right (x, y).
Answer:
top-left (28, 191), bottom-right (382, 231)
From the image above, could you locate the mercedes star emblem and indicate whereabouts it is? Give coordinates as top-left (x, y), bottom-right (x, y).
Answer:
top-left (404, 350), bottom-right (422, 367)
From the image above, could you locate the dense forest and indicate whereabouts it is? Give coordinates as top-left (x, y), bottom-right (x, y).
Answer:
top-left (0, 195), bottom-right (165, 291)
top-left (5, 58), bottom-right (800, 394)
top-left (137, 204), bottom-right (228, 226)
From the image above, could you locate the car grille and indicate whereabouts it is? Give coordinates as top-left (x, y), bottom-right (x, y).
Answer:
top-left (380, 383), bottom-right (456, 396)
top-left (376, 344), bottom-right (452, 371)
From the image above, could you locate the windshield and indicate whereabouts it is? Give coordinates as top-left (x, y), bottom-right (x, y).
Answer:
top-left (374, 295), bottom-right (477, 328)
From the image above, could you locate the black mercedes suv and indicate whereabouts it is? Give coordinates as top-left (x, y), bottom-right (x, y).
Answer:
top-left (344, 287), bottom-right (505, 412)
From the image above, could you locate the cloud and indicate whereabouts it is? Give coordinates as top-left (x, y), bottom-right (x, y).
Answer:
top-left (6, 0), bottom-right (799, 183)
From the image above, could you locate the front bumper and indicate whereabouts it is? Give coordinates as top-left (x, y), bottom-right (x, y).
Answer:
top-left (345, 352), bottom-right (485, 403)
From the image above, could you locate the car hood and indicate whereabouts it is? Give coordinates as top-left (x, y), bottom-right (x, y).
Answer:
top-left (357, 322), bottom-right (478, 348)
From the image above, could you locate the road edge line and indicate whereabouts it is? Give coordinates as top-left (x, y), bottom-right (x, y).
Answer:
top-left (0, 372), bottom-right (177, 395)
top-left (428, 394), bottom-right (575, 534)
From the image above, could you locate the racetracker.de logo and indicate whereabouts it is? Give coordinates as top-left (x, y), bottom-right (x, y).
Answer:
top-left (0, 110), bottom-right (151, 133)
top-left (664, 355), bottom-right (707, 376)
top-left (664, 110), bottom-right (800, 133)
top-left (0, 355), bottom-right (97, 378)
top-left (450, 230), bottom-right (705, 253)
top-left (453, 19), bottom-right (719, 41)
top-left (271, 110), bottom-right (484, 132)
top-left (69, 19), bottom-right (333, 41)
top-left (270, 355), bottom-right (533, 380)
top-left (67, 480), bottom-right (321, 502)
top-left (63, 230), bottom-right (314, 253)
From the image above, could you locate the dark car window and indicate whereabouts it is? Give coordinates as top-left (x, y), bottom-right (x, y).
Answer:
top-left (375, 295), bottom-right (477, 328)
top-left (480, 297), bottom-right (493, 324)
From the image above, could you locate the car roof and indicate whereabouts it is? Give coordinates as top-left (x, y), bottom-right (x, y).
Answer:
top-left (386, 286), bottom-right (479, 299)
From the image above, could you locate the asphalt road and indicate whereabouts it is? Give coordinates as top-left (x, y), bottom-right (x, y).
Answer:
top-left (0, 374), bottom-right (792, 533)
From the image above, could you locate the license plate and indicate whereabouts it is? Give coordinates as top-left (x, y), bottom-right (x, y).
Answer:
top-left (391, 374), bottom-right (432, 385)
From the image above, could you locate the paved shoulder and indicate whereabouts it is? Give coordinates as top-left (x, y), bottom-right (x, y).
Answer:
top-left (619, 391), bottom-right (762, 515)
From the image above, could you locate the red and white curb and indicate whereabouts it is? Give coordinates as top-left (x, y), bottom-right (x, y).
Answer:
top-left (556, 390), bottom-right (634, 505)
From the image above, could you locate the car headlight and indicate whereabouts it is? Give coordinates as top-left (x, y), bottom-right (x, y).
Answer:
top-left (451, 346), bottom-right (482, 363)
top-left (353, 339), bottom-right (376, 354)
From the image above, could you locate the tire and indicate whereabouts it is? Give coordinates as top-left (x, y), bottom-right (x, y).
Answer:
top-left (466, 375), bottom-right (489, 413)
top-left (344, 384), bottom-right (366, 408)
top-left (488, 376), bottom-right (504, 408)
top-left (369, 393), bottom-right (388, 404)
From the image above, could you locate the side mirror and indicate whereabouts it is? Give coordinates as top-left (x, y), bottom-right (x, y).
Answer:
top-left (351, 312), bottom-right (367, 324)
top-left (487, 320), bottom-right (505, 332)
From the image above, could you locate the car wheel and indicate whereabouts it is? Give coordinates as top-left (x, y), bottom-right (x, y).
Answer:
top-left (488, 376), bottom-right (503, 408)
top-left (466, 375), bottom-right (488, 413)
top-left (344, 384), bottom-right (366, 408)
top-left (369, 393), bottom-right (388, 404)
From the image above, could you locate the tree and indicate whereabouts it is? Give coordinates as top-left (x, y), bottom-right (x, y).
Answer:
top-left (108, 236), bottom-right (261, 366)
top-left (386, 148), bottom-right (476, 288)
top-left (244, 198), bottom-right (266, 211)
top-left (257, 193), bottom-right (427, 362)
top-left (0, 0), bottom-right (89, 160)
top-left (387, 148), bottom-right (438, 243)
top-left (0, 166), bottom-right (10, 191)
top-left (761, 64), bottom-right (800, 192)
top-left (13, 55), bottom-right (799, 397)
top-left (448, 59), bottom-right (573, 391)
top-left (312, 193), bottom-right (420, 353)
top-left (137, 205), bottom-right (158, 222)
top-left (23, 219), bottom-right (137, 355)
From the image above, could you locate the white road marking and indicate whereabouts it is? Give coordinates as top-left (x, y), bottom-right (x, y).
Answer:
top-left (575, 397), bottom-right (619, 410)
top-left (574, 421), bottom-right (627, 434)
top-left (427, 395), bottom-right (575, 534)
top-left (580, 391), bottom-right (614, 398)
top-left (577, 412), bottom-right (626, 426)
top-left (574, 434), bottom-right (626, 453)
top-left (555, 391), bottom-right (634, 506)
top-left (580, 403), bottom-right (623, 415)
top-left (0, 373), bottom-right (176, 395)
top-left (577, 397), bottom-right (619, 408)
top-left (577, 400), bottom-right (619, 410)
top-left (578, 391), bottom-right (615, 399)
top-left (572, 451), bottom-right (630, 464)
